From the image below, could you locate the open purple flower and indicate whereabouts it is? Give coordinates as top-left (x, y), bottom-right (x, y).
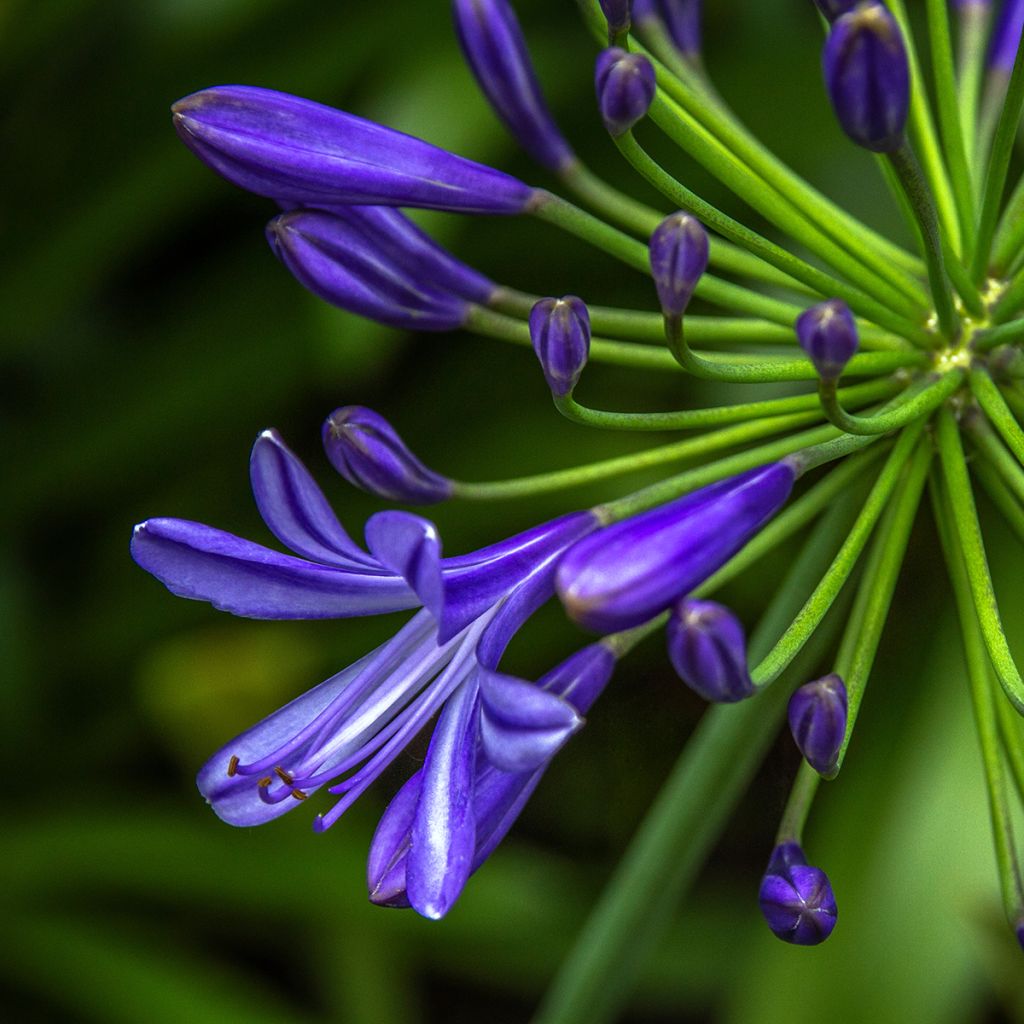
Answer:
top-left (131, 425), bottom-right (601, 918)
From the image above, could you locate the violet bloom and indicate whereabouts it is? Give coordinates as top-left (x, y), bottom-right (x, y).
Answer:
top-left (453, 0), bottom-right (575, 172)
top-left (595, 48), bottom-right (657, 136)
top-left (759, 842), bottom-right (838, 945)
top-left (529, 296), bottom-right (591, 397)
top-left (990, 0), bottom-right (1024, 75)
top-left (556, 463), bottom-right (795, 633)
top-left (666, 599), bottom-right (755, 702)
top-left (131, 426), bottom-right (600, 919)
top-left (649, 212), bottom-right (710, 318)
top-left (823, 3), bottom-right (910, 153)
top-left (173, 85), bottom-right (536, 214)
top-left (633, 0), bottom-right (702, 58)
top-left (788, 673), bottom-right (849, 775)
top-left (796, 299), bottom-right (860, 380)
top-left (323, 406), bottom-right (454, 505)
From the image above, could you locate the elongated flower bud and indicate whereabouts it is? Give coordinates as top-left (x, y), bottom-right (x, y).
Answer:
top-left (599, 0), bottom-right (632, 40)
top-left (759, 842), bottom-right (838, 945)
top-left (529, 296), bottom-right (591, 396)
top-left (666, 599), bottom-right (755, 702)
top-left (556, 463), bottom-right (795, 633)
top-left (823, 3), bottom-right (909, 153)
top-left (788, 673), bottom-right (849, 775)
top-left (633, 0), bottom-right (702, 58)
top-left (323, 407), bottom-right (454, 504)
top-left (595, 48), bottom-right (657, 136)
top-left (267, 210), bottom-right (472, 331)
top-left (990, 0), bottom-right (1024, 74)
top-left (649, 212), bottom-right (709, 317)
top-left (796, 299), bottom-right (859, 380)
top-left (453, 0), bottom-right (574, 172)
top-left (814, 0), bottom-right (858, 21)
top-left (172, 85), bottom-right (535, 214)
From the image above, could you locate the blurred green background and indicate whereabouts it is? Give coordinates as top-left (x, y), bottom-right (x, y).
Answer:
top-left (3, 0), bottom-right (1023, 1020)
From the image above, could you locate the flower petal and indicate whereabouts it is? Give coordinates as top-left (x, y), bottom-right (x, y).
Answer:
top-left (367, 770), bottom-right (420, 908)
top-left (365, 510), bottom-right (445, 624)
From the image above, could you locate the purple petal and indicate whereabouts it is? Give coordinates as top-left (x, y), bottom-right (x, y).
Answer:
top-left (367, 770), bottom-right (420, 908)
top-left (365, 510), bottom-right (445, 624)
top-left (406, 676), bottom-right (480, 919)
top-left (479, 669), bottom-right (582, 772)
top-left (132, 518), bottom-right (416, 618)
top-left (249, 429), bottom-right (379, 568)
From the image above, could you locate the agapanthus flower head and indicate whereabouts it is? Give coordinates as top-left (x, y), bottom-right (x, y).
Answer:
top-left (796, 298), bottom-right (860, 380)
top-left (172, 85), bottom-right (536, 214)
top-left (788, 673), bottom-right (849, 775)
top-left (666, 598), bottom-right (755, 702)
top-left (759, 842), bottom-right (839, 946)
top-left (649, 212), bottom-right (710, 318)
top-left (823, 2), bottom-right (910, 153)
top-left (556, 463), bottom-right (796, 634)
top-left (594, 48), bottom-right (657, 136)
top-left (267, 210), bottom-right (474, 331)
top-left (452, 0), bottom-right (574, 172)
top-left (322, 406), bottom-right (454, 505)
top-left (990, 0), bottom-right (1024, 74)
top-left (529, 295), bottom-right (591, 397)
top-left (813, 0), bottom-right (859, 21)
top-left (633, 0), bottom-right (702, 57)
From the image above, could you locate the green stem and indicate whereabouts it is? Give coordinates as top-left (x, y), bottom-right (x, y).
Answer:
top-left (817, 369), bottom-right (964, 436)
top-left (935, 407), bottom-right (1024, 712)
top-left (991, 171), bottom-right (1024, 274)
top-left (996, 693), bottom-right (1024, 809)
top-left (971, 34), bottom-right (1024, 282)
top-left (964, 410), bottom-right (1024, 504)
top-left (556, 377), bottom-right (902, 432)
top-left (991, 269), bottom-right (1024, 323)
top-left (968, 367), bottom-right (1024, 462)
top-left (776, 762), bottom-right (822, 843)
top-left (558, 158), bottom-right (662, 237)
top-left (886, 142), bottom-right (959, 339)
top-left (956, 2), bottom-right (992, 187)
top-left (931, 474), bottom-right (1024, 925)
top-left (583, 309), bottom-right (795, 346)
top-left (972, 459), bottom-right (1024, 544)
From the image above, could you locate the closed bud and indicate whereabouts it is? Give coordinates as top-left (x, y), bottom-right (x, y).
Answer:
top-left (633, 0), bottom-right (702, 58)
top-left (529, 296), bottom-right (591, 396)
top-left (788, 673), bottom-right (849, 775)
top-left (649, 212), bottom-right (710, 317)
top-left (813, 0), bottom-right (859, 21)
top-left (823, 2), bottom-right (909, 152)
top-left (323, 406), bottom-right (454, 504)
top-left (759, 842), bottom-right (838, 946)
top-left (453, 0), bottom-right (575, 171)
top-left (796, 299), bottom-right (859, 380)
top-left (599, 0), bottom-right (633, 40)
top-left (595, 48), bottom-right (657, 136)
top-left (666, 599), bottom-right (755, 702)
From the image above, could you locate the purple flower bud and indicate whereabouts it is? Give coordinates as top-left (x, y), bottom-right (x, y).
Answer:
top-left (795, 298), bottom-right (860, 380)
top-left (666, 599), bottom-right (755, 702)
top-left (814, 0), bottom-right (858, 21)
top-left (759, 842), bottom-right (839, 946)
top-left (599, 0), bottom-right (632, 38)
top-left (453, 0), bottom-right (574, 172)
top-left (529, 296), bottom-right (591, 396)
top-left (594, 48), bottom-right (657, 136)
top-left (172, 85), bottom-right (535, 214)
top-left (649, 212), bottom-right (710, 317)
top-left (556, 463), bottom-right (795, 633)
top-left (323, 406), bottom-right (454, 504)
top-left (990, 0), bottom-right (1024, 74)
top-left (823, 3), bottom-right (910, 153)
top-left (788, 673), bottom-right (849, 775)
top-left (267, 210), bottom-right (474, 331)
top-left (633, 0), bottom-right (702, 57)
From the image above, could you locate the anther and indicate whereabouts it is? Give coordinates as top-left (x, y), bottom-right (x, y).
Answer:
top-left (258, 776), bottom-right (272, 788)
top-left (274, 766), bottom-right (294, 785)
top-left (290, 788), bottom-right (309, 801)
top-left (226, 754), bottom-right (239, 777)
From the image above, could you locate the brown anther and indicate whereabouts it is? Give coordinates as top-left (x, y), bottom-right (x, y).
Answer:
top-left (274, 766), bottom-right (294, 785)
top-left (258, 776), bottom-right (272, 788)
top-left (226, 755), bottom-right (239, 777)
top-left (290, 788), bottom-right (309, 801)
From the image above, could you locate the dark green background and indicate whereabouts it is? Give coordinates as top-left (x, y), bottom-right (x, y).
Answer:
top-left (4, 1), bottom-right (1022, 1020)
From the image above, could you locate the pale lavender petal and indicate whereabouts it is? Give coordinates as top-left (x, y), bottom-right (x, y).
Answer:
top-left (132, 518), bottom-right (416, 618)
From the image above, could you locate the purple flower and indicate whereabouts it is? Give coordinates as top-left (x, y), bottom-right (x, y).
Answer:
top-left (666, 599), bottom-right (755, 702)
top-left (172, 85), bottom-right (536, 214)
top-left (453, 0), bottom-right (575, 172)
top-left (990, 0), bottom-right (1024, 74)
top-left (796, 298), bottom-right (860, 380)
top-left (594, 48), bottom-right (657, 136)
top-left (322, 406), bottom-right (454, 505)
top-left (131, 426), bottom-right (600, 919)
top-left (759, 842), bottom-right (838, 945)
top-left (788, 673), bottom-right (849, 775)
top-left (556, 463), bottom-right (795, 633)
top-left (823, 2), bottom-right (909, 153)
top-left (367, 643), bottom-right (616, 911)
top-left (599, 0), bottom-right (633, 38)
top-left (267, 209), bottom-right (476, 331)
top-left (529, 296), bottom-right (591, 397)
top-left (633, 0), bottom-right (702, 57)
top-left (649, 212), bottom-right (710, 318)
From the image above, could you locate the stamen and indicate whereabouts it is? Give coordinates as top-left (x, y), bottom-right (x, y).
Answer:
top-left (258, 776), bottom-right (272, 788)
top-left (290, 788), bottom-right (309, 801)
top-left (274, 765), bottom-right (294, 785)
top-left (226, 754), bottom-right (239, 777)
